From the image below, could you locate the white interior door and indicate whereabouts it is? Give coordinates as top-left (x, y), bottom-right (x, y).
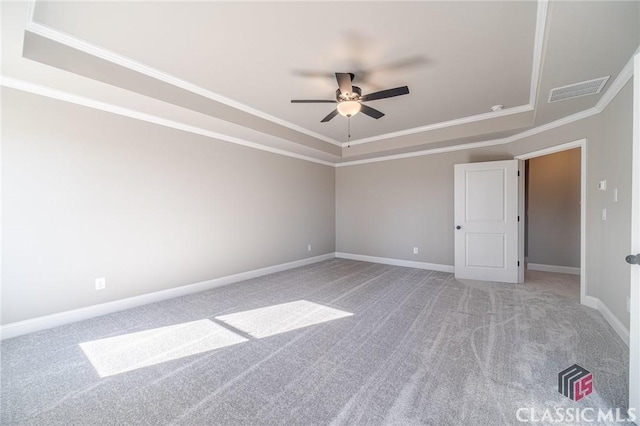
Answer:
top-left (454, 160), bottom-right (522, 283)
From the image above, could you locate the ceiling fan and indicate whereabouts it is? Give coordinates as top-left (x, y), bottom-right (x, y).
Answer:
top-left (291, 73), bottom-right (409, 122)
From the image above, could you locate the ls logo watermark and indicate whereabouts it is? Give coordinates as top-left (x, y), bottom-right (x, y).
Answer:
top-left (516, 365), bottom-right (636, 423)
top-left (558, 364), bottom-right (593, 401)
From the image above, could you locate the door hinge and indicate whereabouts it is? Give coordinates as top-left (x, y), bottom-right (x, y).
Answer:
top-left (518, 215), bottom-right (520, 222)
top-left (517, 261), bottom-right (520, 267)
top-left (518, 170), bottom-right (520, 177)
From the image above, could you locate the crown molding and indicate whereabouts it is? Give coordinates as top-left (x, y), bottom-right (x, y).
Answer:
top-left (0, 76), bottom-right (336, 168)
top-left (341, 0), bottom-right (548, 149)
top-left (4, 60), bottom-right (632, 170)
top-left (4, 48), bottom-right (633, 171)
top-left (336, 45), bottom-right (636, 167)
top-left (24, 20), bottom-right (343, 148)
top-left (335, 107), bottom-right (600, 167)
top-left (340, 104), bottom-right (534, 148)
top-left (595, 48), bottom-right (638, 113)
top-left (25, 0), bottom-right (548, 151)
top-left (10, 2), bottom-right (636, 170)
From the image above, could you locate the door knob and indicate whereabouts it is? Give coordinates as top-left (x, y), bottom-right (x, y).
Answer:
top-left (456, 225), bottom-right (462, 230)
top-left (626, 254), bottom-right (640, 265)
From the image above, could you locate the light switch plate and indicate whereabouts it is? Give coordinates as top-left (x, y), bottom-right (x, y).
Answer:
top-left (598, 180), bottom-right (607, 191)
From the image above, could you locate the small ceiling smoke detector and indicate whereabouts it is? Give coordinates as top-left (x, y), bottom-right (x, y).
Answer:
top-left (491, 104), bottom-right (504, 112)
top-left (548, 76), bottom-right (610, 103)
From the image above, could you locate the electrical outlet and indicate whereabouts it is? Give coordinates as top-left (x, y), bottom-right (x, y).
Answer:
top-left (601, 208), bottom-right (607, 221)
top-left (413, 247), bottom-right (419, 254)
top-left (613, 189), bottom-right (618, 202)
top-left (307, 244), bottom-right (311, 252)
top-left (95, 277), bottom-right (106, 290)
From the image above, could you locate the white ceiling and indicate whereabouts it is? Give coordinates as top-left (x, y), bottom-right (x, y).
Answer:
top-left (3, 1), bottom-right (639, 163)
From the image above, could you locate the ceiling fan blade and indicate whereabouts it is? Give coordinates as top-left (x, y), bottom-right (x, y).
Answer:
top-left (321, 109), bottom-right (339, 122)
top-left (320, 109), bottom-right (338, 123)
top-left (360, 104), bottom-right (385, 119)
top-left (361, 86), bottom-right (410, 102)
top-left (292, 70), bottom-right (336, 79)
top-left (335, 72), bottom-right (354, 95)
top-left (291, 100), bottom-right (337, 103)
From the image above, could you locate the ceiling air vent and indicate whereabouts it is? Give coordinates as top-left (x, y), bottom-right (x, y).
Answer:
top-left (548, 76), bottom-right (610, 103)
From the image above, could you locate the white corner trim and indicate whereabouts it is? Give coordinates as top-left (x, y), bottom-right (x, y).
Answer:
top-left (25, 0), bottom-right (36, 23)
top-left (0, 253), bottom-right (336, 340)
top-left (335, 252), bottom-right (454, 273)
top-left (0, 77), bottom-right (335, 167)
top-left (341, 104), bottom-right (534, 148)
top-left (595, 52), bottom-right (636, 113)
top-left (527, 263), bottom-right (580, 275)
top-left (24, 21), bottom-right (342, 148)
top-left (529, 0), bottom-right (549, 106)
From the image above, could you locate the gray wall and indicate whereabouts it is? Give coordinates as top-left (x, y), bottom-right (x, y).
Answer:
top-left (337, 82), bottom-right (634, 330)
top-left (1, 88), bottom-right (336, 324)
top-left (597, 80), bottom-right (633, 329)
top-left (526, 149), bottom-right (581, 267)
top-left (336, 147), bottom-right (513, 265)
top-left (2, 81), bottom-right (634, 333)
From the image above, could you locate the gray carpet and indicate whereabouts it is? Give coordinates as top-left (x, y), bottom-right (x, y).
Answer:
top-left (0, 259), bottom-right (630, 425)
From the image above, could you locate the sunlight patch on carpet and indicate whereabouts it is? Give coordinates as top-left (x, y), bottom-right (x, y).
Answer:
top-left (80, 319), bottom-right (247, 377)
top-left (215, 300), bottom-right (353, 338)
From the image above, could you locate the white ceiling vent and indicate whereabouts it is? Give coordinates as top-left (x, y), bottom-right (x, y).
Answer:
top-left (548, 76), bottom-right (610, 103)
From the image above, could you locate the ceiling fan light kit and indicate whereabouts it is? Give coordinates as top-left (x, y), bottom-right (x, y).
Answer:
top-left (337, 100), bottom-right (361, 117)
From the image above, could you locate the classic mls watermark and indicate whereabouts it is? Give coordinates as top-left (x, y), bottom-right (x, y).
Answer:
top-left (516, 407), bottom-right (636, 423)
top-left (558, 364), bottom-right (593, 401)
top-left (515, 364), bottom-right (636, 423)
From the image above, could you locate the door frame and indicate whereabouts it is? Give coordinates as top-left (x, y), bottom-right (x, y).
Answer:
top-left (514, 138), bottom-right (587, 305)
top-left (628, 51), bottom-right (639, 422)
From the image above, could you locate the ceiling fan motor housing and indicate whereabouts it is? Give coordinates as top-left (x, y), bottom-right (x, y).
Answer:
top-left (336, 86), bottom-right (362, 102)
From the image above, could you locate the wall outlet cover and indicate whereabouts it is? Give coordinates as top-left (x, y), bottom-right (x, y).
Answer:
top-left (95, 277), bottom-right (106, 290)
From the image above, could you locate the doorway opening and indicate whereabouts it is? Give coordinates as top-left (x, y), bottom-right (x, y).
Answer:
top-left (515, 139), bottom-right (587, 305)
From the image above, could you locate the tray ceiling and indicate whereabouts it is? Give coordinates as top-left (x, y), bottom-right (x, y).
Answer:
top-left (2, 1), bottom-right (638, 163)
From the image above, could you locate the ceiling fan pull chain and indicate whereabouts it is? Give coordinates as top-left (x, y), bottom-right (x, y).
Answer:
top-left (347, 117), bottom-right (351, 148)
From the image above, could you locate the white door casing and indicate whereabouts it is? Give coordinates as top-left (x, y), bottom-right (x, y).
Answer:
top-left (454, 160), bottom-right (522, 283)
top-left (628, 51), bottom-right (639, 423)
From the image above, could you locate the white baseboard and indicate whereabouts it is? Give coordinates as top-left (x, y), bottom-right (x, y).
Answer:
top-left (581, 295), bottom-right (629, 346)
top-left (596, 298), bottom-right (630, 346)
top-left (335, 252), bottom-right (454, 273)
top-left (3, 252), bottom-right (628, 348)
top-left (335, 255), bottom-right (629, 346)
top-left (527, 263), bottom-right (580, 275)
top-left (0, 253), bottom-right (336, 340)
